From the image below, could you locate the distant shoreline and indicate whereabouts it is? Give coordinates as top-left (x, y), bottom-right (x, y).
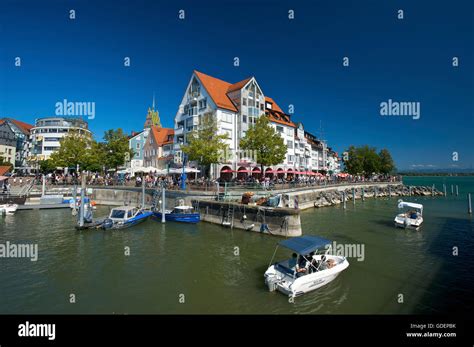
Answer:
top-left (399, 173), bottom-right (474, 177)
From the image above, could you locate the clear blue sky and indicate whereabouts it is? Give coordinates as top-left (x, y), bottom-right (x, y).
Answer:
top-left (1, 0), bottom-right (473, 170)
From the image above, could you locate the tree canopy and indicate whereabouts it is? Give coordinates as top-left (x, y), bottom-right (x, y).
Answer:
top-left (240, 115), bottom-right (286, 171)
top-left (344, 145), bottom-right (396, 176)
top-left (181, 113), bottom-right (229, 175)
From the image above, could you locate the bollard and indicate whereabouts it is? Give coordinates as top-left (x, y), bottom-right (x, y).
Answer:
top-left (362, 188), bottom-right (365, 201)
top-left (389, 185), bottom-right (392, 197)
top-left (468, 193), bottom-right (472, 214)
top-left (456, 185), bottom-right (459, 196)
top-left (443, 184), bottom-right (447, 196)
top-left (431, 184), bottom-right (434, 197)
top-left (343, 191), bottom-right (346, 209)
top-left (352, 188), bottom-right (355, 205)
top-left (161, 185), bottom-right (166, 223)
top-left (451, 185), bottom-right (454, 195)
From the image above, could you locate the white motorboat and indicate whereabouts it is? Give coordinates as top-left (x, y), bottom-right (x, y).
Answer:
top-left (264, 235), bottom-right (349, 298)
top-left (0, 203), bottom-right (18, 215)
top-left (394, 200), bottom-right (423, 229)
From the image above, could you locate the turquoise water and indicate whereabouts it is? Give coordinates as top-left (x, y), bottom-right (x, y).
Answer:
top-left (0, 176), bottom-right (473, 314)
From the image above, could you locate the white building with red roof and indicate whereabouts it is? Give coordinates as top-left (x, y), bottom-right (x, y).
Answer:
top-left (173, 70), bottom-right (331, 180)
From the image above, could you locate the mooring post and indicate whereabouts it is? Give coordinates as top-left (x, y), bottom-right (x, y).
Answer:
top-left (352, 188), bottom-right (355, 205)
top-left (409, 186), bottom-right (412, 196)
top-left (468, 193), bottom-right (472, 214)
top-left (431, 184), bottom-right (434, 196)
top-left (141, 177), bottom-right (145, 208)
top-left (41, 174), bottom-right (46, 197)
top-left (161, 183), bottom-right (166, 223)
top-left (456, 185), bottom-right (459, 196)
top-left (343, 191), bottom-right (346, 209)
top-left (79, 173), bottom-right (86, 227)
top-left (375, 187), bottom-right (378, 198)
top-left (443, 184), bottom-right (447, 196)
top-left (451, 185), bottom-right (454, 195)
top-left (362, 188), bottom-right (365, 201)
top-left (389, 185), bottom-right (392, 197)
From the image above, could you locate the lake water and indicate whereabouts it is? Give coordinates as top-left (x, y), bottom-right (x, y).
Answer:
top-left (0, 176), bottom-right (473, 314)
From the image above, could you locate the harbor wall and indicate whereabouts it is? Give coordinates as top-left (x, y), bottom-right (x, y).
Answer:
top-left (282, 183), bottom-right (443, 210)
top-left (191, 199), bottom-right (302, 237)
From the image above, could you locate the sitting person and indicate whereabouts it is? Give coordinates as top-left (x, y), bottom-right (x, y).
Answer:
top-left (296, 255), bottom-right (308, 274)
top-left (288, 253), bottom-right (298, 270)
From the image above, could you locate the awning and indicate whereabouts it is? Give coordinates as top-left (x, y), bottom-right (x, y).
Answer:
top-left (398, 201), bottom-right (423, 211)
top-left (221, 169), bottom-right (233, 173)
top-left (279, 235), bottom-right (332, 254)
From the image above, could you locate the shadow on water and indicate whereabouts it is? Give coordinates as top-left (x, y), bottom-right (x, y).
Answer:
top-left (416, 216), bottom-right (474, 313)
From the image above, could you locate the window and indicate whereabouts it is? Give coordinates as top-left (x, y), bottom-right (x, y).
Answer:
top-left (286, 128), bottom-right (293, 136)
top-left (136, 143), bottom-right (140, 149)
top-left (260, 104), bottom-right (264, 111)
top-left (276, 126), bottom-right (284, 133)
top-left (199, 99), bottom-right (207, 109)
top-left (266, 102), bottom-right (272, 109)
top-left (242, 98), bottom-right (247, 106)
top-left (287, 140), bottom-right (293, 149)
top-left (221, 112), bottom-right (232, 123)
top-left (287, 155), bottom-right (294, 163)
top-left (242, 115), bottom-right (247, 123)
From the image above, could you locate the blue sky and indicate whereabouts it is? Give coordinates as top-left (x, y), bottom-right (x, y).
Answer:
top-left (1, 0), bottom-right (473, 170)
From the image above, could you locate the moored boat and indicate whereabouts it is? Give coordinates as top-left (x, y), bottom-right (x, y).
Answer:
top-left (0, 203), bottom-right (18, 215)
top-left (153, 205), bottom-right (200, 223)
top-left (102, 206), bottom-right (152, 230)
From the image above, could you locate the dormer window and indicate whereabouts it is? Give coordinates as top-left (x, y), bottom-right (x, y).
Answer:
top-left (266, 102), bottom-right (272, 109)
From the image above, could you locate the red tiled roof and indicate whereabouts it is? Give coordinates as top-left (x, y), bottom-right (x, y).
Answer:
top-left (227, 77), bottom-right (252, 93)
top-left (264, 97), bottom-right (283, 113)
top-left (266, 109), bottom-right (296, 128)
top-left (150, 126), bottom-right (174, 146)
top-left (194, 71), bottom-right (238, 112)
top-left (0, 118), bottom-right (34, 134)
top-left (0, 165), bottom-right (11, 176)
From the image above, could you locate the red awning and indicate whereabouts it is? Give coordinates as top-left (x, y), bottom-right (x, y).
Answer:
top-left (221, 169), bottom-right (233, 173)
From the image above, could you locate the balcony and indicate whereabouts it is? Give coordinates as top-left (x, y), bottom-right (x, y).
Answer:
top-left (175, 127), bottom-right (184, 136)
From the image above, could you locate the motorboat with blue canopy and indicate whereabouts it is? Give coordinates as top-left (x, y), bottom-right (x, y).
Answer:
top-left (264, 235), bottom-right (349, 297)
top-left (394, 200), bottom-right (423, 229)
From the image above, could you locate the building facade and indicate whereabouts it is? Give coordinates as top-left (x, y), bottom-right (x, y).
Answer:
top-left (0, 122), bottom-right (17, 166)
top-left (0, 118), bottom-right (33, 169)
top-left (173, 70), bottom-right (333, 179)
top-left (29, 117), bottom-right (91, 161)
top-left (143, 126), bottom-right (174, 169)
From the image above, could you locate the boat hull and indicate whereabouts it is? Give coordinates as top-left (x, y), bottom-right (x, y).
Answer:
top-left (153, 212), bottom-right (200, 224)
top-left (103, 211), bottom-right (153, 230)
top-left (394, 214), bottom-right (423, 229)
top-left (264, 255), bottom-right (349, 297)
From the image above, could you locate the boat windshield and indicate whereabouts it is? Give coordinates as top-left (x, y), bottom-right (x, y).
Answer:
top-left (110, 209), bottom-right (126, 219)
top-left (172, 207), bottom-right (193, 214)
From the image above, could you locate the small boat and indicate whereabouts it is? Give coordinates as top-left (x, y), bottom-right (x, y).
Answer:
top-left (0, 203), bottom-right (18, 215)
top-left (102, 206), bottom-right (152, 230)
top-left (153, 205), bottom-right (200, 223)
top-left (264, 235), bottom-right (349, 298)
top-left (394, 200), bottom-right (423, 229)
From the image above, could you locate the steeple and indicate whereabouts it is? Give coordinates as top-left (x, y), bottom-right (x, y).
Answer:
top-left (144, 93), bottom-right (161, 129)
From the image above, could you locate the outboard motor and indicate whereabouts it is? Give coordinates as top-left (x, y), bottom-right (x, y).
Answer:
top-left (102, 218), bottom-right (114, 230)
top-left (265, 275), bottom-right (280, 292)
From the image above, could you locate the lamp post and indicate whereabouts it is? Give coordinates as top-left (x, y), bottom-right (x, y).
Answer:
top-left (180, 153), bottom-right (187, 190)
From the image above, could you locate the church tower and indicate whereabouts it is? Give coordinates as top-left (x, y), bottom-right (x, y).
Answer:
top-left (144, 93), bottom-right (162, 129)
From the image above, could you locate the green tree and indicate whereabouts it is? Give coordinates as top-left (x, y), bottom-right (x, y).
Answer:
top-left (103, 129), bottom-right (134, 170)
top-left (379, 148), bottom-right (396, 175)
top-left (240, 115), bottom-right (286, 173)
top-left (344, 145), bottom-right (396, 177)
top-left (181, 113), bottom-right (229, 177)
top-left (38, 159), bottom-right (56, 173)
top-left (49, 130), bottom-right (92, 170)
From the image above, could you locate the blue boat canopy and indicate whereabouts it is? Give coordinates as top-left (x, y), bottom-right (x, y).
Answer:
top-left (279, 235), bottom-right (332, 254)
